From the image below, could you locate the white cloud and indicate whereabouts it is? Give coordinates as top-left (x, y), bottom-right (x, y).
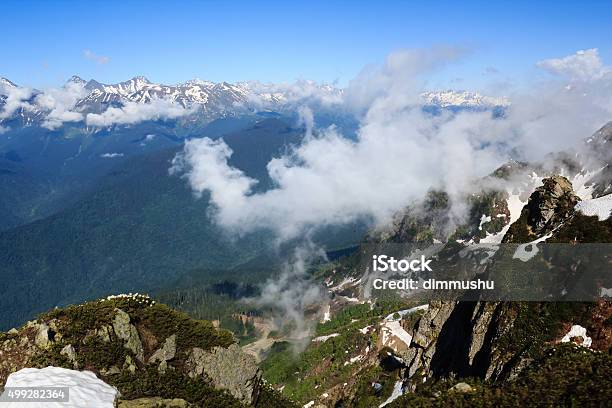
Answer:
top-left (172, 48), bottom-right (612, 241)
top-left (0, 124), bottom-right (8, 134)
top-left (0, 86), bottom-right (34, 119)
top-left (343, 47), bottom-right (464, 115)
top-left (86, 98), bottom-right (192, 127)
top-left (242, 79), bottom-right (343, 109)
top-left (83, 49), bottom-right (110, 65)
top-left (537, 48), bottom-right (610, 81)
top-left (35, 82), bottom-right (87, 130)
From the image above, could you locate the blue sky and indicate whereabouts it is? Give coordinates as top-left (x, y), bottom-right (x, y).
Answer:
top-left (2, 0), bottom-right (611, 90)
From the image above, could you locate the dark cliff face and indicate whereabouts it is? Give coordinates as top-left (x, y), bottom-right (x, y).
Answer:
top-left (401, 175), bottom-right (611, 390)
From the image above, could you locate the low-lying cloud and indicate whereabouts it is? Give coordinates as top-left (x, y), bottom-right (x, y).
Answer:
top-left (85, 98), bottom-right (193, 127)
top-left (0, 81), bottom-right (193, 129)
top-left (36, 82), bottom-right (87, 130)
top-left (172, 48), bottom-right (612, 241)
top-left (0, 85), bottom-right (34, 120)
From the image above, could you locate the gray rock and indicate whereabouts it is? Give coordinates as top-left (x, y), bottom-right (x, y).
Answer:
top-left (504, 175), bottom-right (579, 242)
top-left (449, 382), bottom-right (473, 393)
top-left (123, 355), bottom-right (137, 374)
top-left (33, 323), bottom-right (51, 348)
top-left (113, 309), bottom-right (144, 362)
top-left (97, 325), bottom-right (112, 343)
top-left (100, 365), bottom-right (121, 376)
top-left (60, 344), bottom-right (78, 369)
top-left (185, 344), bottom-right (261, 405)
top-left (149, 335), bottom-right (176, 364)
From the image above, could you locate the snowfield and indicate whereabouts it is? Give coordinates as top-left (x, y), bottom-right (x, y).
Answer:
top-left (381, 320), bottom-right (413, 350)
top-left (575, 194), bottom-right (612, 220)
top-left (480, 192), bottom-right (525, 244)
top-left (2, 367), bottom-right (118, 407)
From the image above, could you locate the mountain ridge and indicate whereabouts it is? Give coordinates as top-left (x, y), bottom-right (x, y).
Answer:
top-left (0, 75), bottom-right (508, 130)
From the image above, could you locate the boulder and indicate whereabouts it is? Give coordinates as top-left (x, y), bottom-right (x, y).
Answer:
top-left (449, 382), bottom-right (473, 393)
top-left (33, 323), bottom-right (51, 349)
top-left (185, 344), bottom-right (261, 405)
top-left (112, 309), bottom-right (144, 362)
top-left (149, 334), bottom-right (176, 364)
top-left (60, 344), bottom-right (78, 369)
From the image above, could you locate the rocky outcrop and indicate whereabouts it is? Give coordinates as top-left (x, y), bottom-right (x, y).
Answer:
top-left (186, 343), bottom-right (262, 405)
top-left (148, 334), bottom-right (176, 373)
top-left (503, 175), bottom-right (579, 242)
top-left (60, 344), bottom-right (78, 369)
top-left (149, 334), bottom-right (177, 363)
top-left (403, 301), bottom-right (518, 384)
top-left (33, 322), bottom-right (52, 348)
top-left (0, 295), bottom-right (281, 407)
top-left (113, 308), bottom-right (145, 362)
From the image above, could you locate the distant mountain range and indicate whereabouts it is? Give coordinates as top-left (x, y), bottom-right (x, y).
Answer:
top-left (421, 89), bottom-right (509, 108)
top-left (0, 75), bottom-right (508, 130)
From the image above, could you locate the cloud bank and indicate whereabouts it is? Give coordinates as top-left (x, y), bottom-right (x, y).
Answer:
top-left (537, 48), bottom-right (610, 81)
top-left (0, 86), bottom-right (34, 120)
top-left (172, 48), bottom-right (612, 241)
top-left (85, 98), bottom-right (193, 127)
top-left (35, 82), bottom-right (87, 130)
top-left (0, 81), bottom-right (193, 129)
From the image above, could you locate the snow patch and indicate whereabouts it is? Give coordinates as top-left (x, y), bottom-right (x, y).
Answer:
top-left (573, 171), bottom-right (596, 199)
top-left (478, 214), bottom-right (492, 231)
top-left (561, 324), bottom-right (592, 348)
top-left (312, 333), bottom-right (339, 342)
top-left (379, 380), bottom-right (404, 407)
top-left (575, 194), bottom-right (612, 220)
top-left (321, 304), bottom-right (331, 323)
top-left (512, 233), bottom-right (553, 262)
top-left (100, 152), bottom-right (124, 158)
top-left (384, 304), bottom-right (429, 321)
top-left (480, 192), bottom-right (525, 244)
top-left (3, 367), bottom-right (118, 407)
top-left (381, 321), bottom-right (412, 349)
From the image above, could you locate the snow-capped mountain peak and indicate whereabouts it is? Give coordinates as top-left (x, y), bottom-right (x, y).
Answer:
top-left (0, 77), bottom-right (18, 90)
top-left (66, 75), bottom-right (87, 86)
top-left (181, 78), bottom-right (216, 88)
top-left (421, 90), bottom-right (509, 108)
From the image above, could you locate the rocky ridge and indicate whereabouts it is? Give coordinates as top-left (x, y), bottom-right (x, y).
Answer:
top-left (0, 294), bottom-right (294, 407)
top-left (286, 123), bottom-right (612, 407)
